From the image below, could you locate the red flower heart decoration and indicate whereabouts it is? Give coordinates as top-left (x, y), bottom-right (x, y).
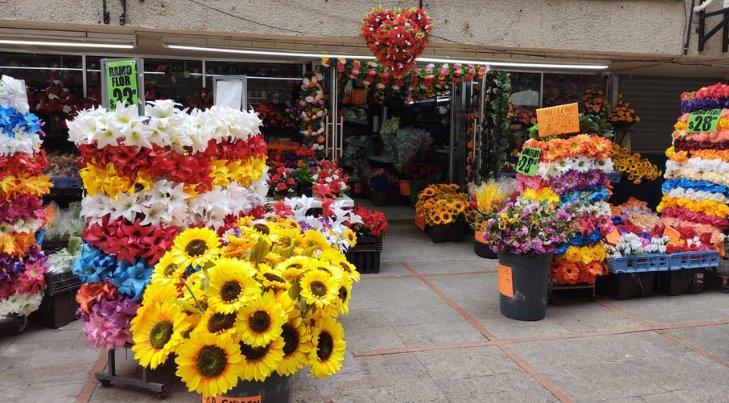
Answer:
top-left (361, 7), bottom-right (432, 77)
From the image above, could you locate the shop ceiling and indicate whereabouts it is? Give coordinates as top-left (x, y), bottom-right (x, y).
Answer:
top-left (0, 23), bottom-right (726, 79)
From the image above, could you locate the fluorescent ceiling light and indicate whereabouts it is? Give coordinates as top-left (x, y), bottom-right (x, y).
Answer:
top-left (166, 44), bottom-right (376, 60)
top-left (417, 56), bottom-right (608, 70)
top-left (0, 65), bottom-right (83, 71)
top-left (166, 44), bottom-right (608, 71)
top-left (0, 39), bottom-right (134, 49)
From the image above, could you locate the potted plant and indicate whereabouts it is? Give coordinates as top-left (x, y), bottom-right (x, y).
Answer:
top-left (295, 165), bottom-right (314, 197)
top-left (481, 200), bottom-right (575, 321)
top-left (469, 178), bottom-right (518, 259)
top-left (345, 206), bottom-right (389, 273)
top-left (268, 162), bottom-right (297, 199)
top-left (380, 117), bottom-right (432, 204)
top-left (312, 159), bottom-right (349, 199)
top-left (416, 184), bottom-right (473, 243)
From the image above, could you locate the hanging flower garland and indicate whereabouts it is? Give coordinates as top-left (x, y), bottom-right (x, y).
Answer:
top-left (67, 101), bottom-right (269, 349)
top-left (297, 70), bottom-right (327, 154)
top-left (323, 58), bottom-right (487, 97)
top-left (361, 6), bottom-right (432, 76)
top-left (0, 75), bottom-right (51, 321)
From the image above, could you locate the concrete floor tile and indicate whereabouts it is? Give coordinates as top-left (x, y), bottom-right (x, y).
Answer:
top-left (668, 324), bottom-right (729, 361)
top-left (434, 374), bottom-right (557, 403)
top-left (414, 346), bottom-right (515, 380)
top-left (602, 292), bottom-right (729, 324)
top-left (408, 258), bottom-right (498, 274)
top-left (509, 332), bottom-right (729, 402)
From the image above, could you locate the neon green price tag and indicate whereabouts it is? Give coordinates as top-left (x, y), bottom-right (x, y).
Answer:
top-left (687, 109), bottom-right (721, 133)
top-left (515, 147), bottom-right (541, 176)
top-left (105, 59), bottom-right (139, 111)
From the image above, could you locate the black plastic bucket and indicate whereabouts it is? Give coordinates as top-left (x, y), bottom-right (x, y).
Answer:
top-left (474, 239), bottom-right (497, 259)
top-left (210, 373), bottom-right (293, 403)
top-left (498, 252), bottom-right (552, 321)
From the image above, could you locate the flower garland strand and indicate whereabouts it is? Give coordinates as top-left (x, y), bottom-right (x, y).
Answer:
top-left (0, 75), bottom-right (51, 320)
top-left (68, 101), bottom-right (269, 349)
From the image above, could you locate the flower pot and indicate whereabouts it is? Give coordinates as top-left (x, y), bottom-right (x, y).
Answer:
top-left (220, 373), bottom-right (294, 402)
top-left (398, 179), bottom-right (410, 196)
top-left (426, 224), bottom-right (448, 243)
top-left (474, 233), bottom-right (497, 259)
top-left (447, 221), bottom-right (466, 242)
top-left (497, 251), bottom-right (552, 321)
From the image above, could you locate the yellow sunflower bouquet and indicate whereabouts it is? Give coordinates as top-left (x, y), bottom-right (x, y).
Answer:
top-left (612, 143), bottom-right (662, 184)
top-left (130, 217), bottom-right (358, 398)
top-left (416, 183), bottom-right (473, 225)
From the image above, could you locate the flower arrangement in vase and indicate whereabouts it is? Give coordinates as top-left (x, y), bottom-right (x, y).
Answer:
top-left (416, 184), bottom-right (473, 243)
top-left (129, 216), bottom-right (358, 398)
top-left (469, 178), bottom-right (519, 257)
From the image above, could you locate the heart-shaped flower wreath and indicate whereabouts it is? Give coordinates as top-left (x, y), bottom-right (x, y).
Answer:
top-left (361, 7), bottom-right (432, 77)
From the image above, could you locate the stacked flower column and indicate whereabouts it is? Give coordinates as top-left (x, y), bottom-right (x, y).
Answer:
top-left (67, 101), bottom-right (269, 349)
top-left (518, 134), bottom-right (614, 285)
top-left (0, 75), bottom-right (52, 320)
top-left (659, 84), bottom-right (729, 251)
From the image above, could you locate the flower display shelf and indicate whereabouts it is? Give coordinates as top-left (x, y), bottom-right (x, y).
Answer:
top-left (94, 344), bottom-right (167, 399)
top-left (547, 280), bottom-right (596, 303)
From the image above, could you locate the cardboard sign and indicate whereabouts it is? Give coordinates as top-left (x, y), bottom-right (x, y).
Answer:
top-left (202, 395), bottom-right (261, 403)
top-left (687, 109), bottom-right (721, 133)
top-left (536, 103), bottom-right (580, 137)
top-left (605, 228), bottom-right (621, 245)
top-left (104, 59), bottom-right (140, 111)
top-left (515, 147), bottom-right (541, 176)
top-left (498, 264), bottom-right (514, 298)
top-left (663, 225), bottom-right (681, 245)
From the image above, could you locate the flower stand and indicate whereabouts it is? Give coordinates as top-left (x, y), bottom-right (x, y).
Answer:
top-left (498, 252), bottom-right (552, 321)
top-left (95, 345), bottom-right (167, 399)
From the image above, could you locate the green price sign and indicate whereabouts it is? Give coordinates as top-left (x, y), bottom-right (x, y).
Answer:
top-left (687, 109), bottom-right (721, 133)
top-left (515, 147), bottom-right (541, 176)
top-left (104, 59), bottom-right (140, 111)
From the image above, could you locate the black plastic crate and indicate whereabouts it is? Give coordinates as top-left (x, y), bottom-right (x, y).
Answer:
top-left (353, 235), bottom-right (383, 251)
top-left (346, 250), bottom-right (381, 274)
top-left (605, 272), bottom-right (656, 300)
top-left (657, 269), bottom-right (705, 296)
top-left (44, 271), bottom-right (82, 296)
top-left (41, 240), bottom-right (69, 254)
top-left (31, 287), bottom-right (80, 329)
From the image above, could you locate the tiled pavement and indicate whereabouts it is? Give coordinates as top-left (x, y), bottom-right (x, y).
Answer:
top-left (3, 220), bottom-right (729, 402)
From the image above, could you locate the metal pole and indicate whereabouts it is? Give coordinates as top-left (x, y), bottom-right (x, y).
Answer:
top-left (82, 54), bottom-right (87, 98)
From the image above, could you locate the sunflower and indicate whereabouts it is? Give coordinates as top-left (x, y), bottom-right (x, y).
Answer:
top-left (140, 281), bottom-right (179, 308)
top-left (276, 256), bottom-right (314, 281)
top-left (256, 265), bottom-right (290, 294)
top-left (236, 291), bottom-right (286, 347)
top-left (207, 259), bottom-right (260, 314)
top-left (150, 252), bottom-right (184, 285)
top-left (299, 270), bottom-right (338, 309)
top-left (171, 228), bottom-right (221, 269)
top-left (336, 278), bottom-right (353, 316)
top-left (309, 316), bottom-right (346, 378)
top-left (175, 331), bottom-right (242, 397)
top-left (131, 301), bottom-right (190, 369)
top-left (303, 229), bottom-right (330, 251)
top-left (421, 187), bottom-right (436, 198)
top-left (276, 317), bottom-right (312, 376)
top-left (344, 228), bottom-right (357, 248)
top-left (198, 308), bottom-right (238, 336)
top-left (441, 211), bottom-right (453, 224)
top-left (238, 337), bottom-right (284, 382)
top-left (319, 250), bottom-right (359, 283)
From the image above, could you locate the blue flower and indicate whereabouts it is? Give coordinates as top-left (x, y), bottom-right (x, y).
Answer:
top-left (71, 243), bottom-right (118, 284)
top-left (110, 259), bottom-right (153, 301)
top-left (662, 178), bottom-right (729, 198)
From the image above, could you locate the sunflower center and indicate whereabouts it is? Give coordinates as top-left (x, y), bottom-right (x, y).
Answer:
top-left (240, 342), bottom-right (270, 362)
top-left (221, 281), bottom-right (242, 302)
top-left (207, 312), bottom-right (236, 334)
top-left (149, 320), bottom-right (173, 349)
top-left (339, 262), bottom-right (352, 273)
top-left (316, 331), bottom-right (334, 361)
top-left (310, 281), bottom-right (327, 297)
top-left (249, 310), bottom-right (271, 333)
top-left (185, 239), bottom-right (208, 257)
top-left (263, 273), bottom-right (286, 284)
top-left (338, 286), bottom-right (348, 302)
top-left (163, 264), bottom-right (177, 277)
top-left (281, 323), bottom-right (299, 357)
top-left (196, 345), bottom-right (228, 378)
top-left (253, 223), bottom-right (270, 234)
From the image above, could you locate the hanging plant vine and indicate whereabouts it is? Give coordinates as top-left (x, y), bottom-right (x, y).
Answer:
top-left (480, 71), bottom-right (512, 180)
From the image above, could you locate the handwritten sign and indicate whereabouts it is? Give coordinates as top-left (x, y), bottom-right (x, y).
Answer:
top-left (605, 228), bottom-right (621, 245)
top-left (663, 225), bottom-right (681, 245)
top-left (498, 264), bottom-right (514, 298)
top-left (515, 147), bottom-right (541, 176)
top-left (687, 109), bottom-right (721, 133)
top-left (202, 395), bottom-right (261, 403)
top-left (536, 103), bottom-right (580, 137)
top-left (104, 59), bottom-right (139, 110)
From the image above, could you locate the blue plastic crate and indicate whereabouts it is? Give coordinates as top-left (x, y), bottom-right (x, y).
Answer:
top-left (608, 253), bottom-right (670, 274)
top-left (51, 177), bottom-right (82, 189)
top-left (668, 250), bottom-right (720, 270)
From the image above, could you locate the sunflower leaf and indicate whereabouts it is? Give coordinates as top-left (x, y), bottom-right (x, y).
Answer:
top-left (250, 239), bottom-right (271, 264)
